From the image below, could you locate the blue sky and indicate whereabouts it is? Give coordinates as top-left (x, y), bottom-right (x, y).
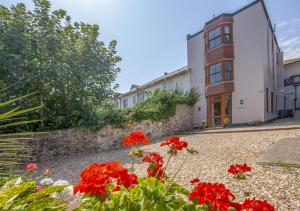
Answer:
top-left (2, 0), bottom-right (300, 93)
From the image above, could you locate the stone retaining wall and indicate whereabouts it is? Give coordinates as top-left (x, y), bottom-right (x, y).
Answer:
top-left (30, 105), bottom-right (193, 161)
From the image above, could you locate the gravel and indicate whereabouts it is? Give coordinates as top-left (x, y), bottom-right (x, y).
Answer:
top-left (38, 129), bottom-right (300, 210)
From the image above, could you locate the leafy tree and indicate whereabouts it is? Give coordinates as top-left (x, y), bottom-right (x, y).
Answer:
top-left (0, 0), bottom-right (121, 129)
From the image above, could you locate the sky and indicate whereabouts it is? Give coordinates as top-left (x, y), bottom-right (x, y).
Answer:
top-left (1, 0), bottom-right (300, 93)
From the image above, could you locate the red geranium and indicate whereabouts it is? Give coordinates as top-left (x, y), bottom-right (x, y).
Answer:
top-left (190, 177), bottom-right (200, 185)
top-left (241, 197), bottom-right (275, 211)
top-left (73, 161), bottom-right (138, 197)
top-left (228, 164), bottom-right (252, 177)
top-left (160, 136), bottom-right (188, 155)
top-left (26, 163), bottom-right (38, 171)
top-left (189, 182), bottom-right (236, 211)
top-left (123, 130), bottom-right (149, 147)
top-left (142, 152), bottom-right (165, 180)
top-left (142, 152), bottom-right (163, 164)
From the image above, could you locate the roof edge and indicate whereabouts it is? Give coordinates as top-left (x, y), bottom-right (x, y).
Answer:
top-left (119, 66), bottom-right (190, 98)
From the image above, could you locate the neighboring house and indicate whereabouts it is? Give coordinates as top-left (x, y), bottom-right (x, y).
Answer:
top-left (118, 0), bottom-right (285, 127)
top-left (284, 58), bottom-right (300, 111)
top-left (117, 66), bottom-right (190, 109)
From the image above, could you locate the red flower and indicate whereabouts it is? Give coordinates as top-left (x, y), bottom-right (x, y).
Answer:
top-left (228, 164), bottom-right (252, 175)
top-left (160, 136), bottom-right (188, 155)
top-left (123, 130), bottom-right (149, 147)
top-left (73, 161), bottom-right (138, 197)
top-left (189, 182), bottom-right (236, 211)
top-left (43, 168), bottom-right (51, 175)
top-left (241, 197), bottom-right (275, 211)
top-left (26, 163), bottom-right (38, 171)
top-left (36, 185), bottom-right (43, 192)
top-left (190, 177), bottom-right (200, 185)
top-left (142, 152), bottom-right (165, 180)
top-left (147, 163), bottom-right (165, 179)
top-left (142, 152), bottom-right (163, 164)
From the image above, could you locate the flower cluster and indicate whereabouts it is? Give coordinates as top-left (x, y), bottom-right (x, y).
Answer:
top-left (189, 181), bottom-right (274, 211)
top-left (160, 136), bottom-right (188, 155)
top-left (123, 130), bottom-right (149, 147)
top-left (189, 182), bottom-right (237, 211)
top-left (142, 152), bottom-right (165, 180)
top-left (241, 197), bottom-right (275, 211)
top-left (228, 163), bottom-right (252, 179)
top-left (73, 161), bottom-right (138, 197)
top-left (26, 163), bottom-right (38, 171)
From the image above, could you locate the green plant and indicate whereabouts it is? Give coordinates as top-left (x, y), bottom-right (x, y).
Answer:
top-left (0, 93), bottom-right (44, 176)
top-left (0, 176), bottom-right (67, 210)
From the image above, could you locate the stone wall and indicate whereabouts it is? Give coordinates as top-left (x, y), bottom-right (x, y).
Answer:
top-left (30, 105), bottom-right (193, 161)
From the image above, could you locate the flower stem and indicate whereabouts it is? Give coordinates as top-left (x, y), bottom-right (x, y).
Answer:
top-left (169, 155), bottom-right (189, 183)
top-left (131, 156), bottom-right (135, 173)
top-left (163, 155), bottom-right (172, 173)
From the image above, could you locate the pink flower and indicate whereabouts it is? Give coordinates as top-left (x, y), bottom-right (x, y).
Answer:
top-left (36, 185), bottom-right (43, 192)
top-left (26, 163), bottom-right (38, 171)
top-left (43, 168), bottom-right (52, 175)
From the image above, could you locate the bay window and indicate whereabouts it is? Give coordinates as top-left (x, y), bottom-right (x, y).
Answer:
top-left (208, 24), bottom-right (232, 49)
top-left (208, 61), bottom-right (233, 84)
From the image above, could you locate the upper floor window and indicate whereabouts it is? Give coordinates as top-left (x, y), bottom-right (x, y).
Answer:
top-left (164, 81), bottom-right (174, 92)
top-left (224, 62), bottom-right (232, 80)
top-left (224, 25), bottom-right (232, 44)
top-left (208, 24), bottom-right (232, 49)
top-left (208, 27), bottom-right (221, 49)
top-left (208, 61), bottom-right (233, 84)
top-left (209, 63), bottom-right (222, 84)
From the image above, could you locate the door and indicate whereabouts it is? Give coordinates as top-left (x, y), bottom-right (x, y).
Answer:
top-left (212, 101), bottom-right (222, 126)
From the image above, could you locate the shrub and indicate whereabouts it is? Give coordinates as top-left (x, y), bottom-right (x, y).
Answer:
top-left (96, 89), bottom-right (200, 129)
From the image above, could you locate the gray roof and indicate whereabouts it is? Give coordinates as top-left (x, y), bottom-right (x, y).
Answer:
top-left (119, 66), bottom-right (190, 98)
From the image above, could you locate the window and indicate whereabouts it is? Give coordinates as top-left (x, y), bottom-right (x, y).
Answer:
top-left (208, 62), bottom-right (233, 84)
top-left (137, 92), bottom-right (144, 103)
top-left (123, 98), bottom-right (128, 108)
top-left (224, 62), bottom-right (231, 80)
top-left (271, 92), bottom-right (274, 113)
top-left (164, 81), bottom-right (174, 91)
top-left (224, 25), bottom-right (232, 44)
top-left (208, 27), bottom-right (221, 49)
top-left (266, 88), bottom-right (269, 113)
top-left (132, 95), bottom-right (136, 104)
top-left (209, 63), bottom-right (222, 84)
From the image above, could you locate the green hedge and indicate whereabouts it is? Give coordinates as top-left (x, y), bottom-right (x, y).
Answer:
top-left (96, 89), bottom-right (199, 129)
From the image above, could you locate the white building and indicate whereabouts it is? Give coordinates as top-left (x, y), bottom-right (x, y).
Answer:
top-left (284, 58), bottom-right (300, 111)
top-left (117, 66), bottom-right (190, 109)
top-left (118, 0), bottom-right (286, 127)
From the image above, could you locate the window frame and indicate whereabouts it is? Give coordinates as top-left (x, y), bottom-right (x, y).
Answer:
top-left (223, 24), bottom-right (232, 44)
top-left (208, 27), bottom-right (222, 49)
top-left (207, 61), bottom-right (233, 85)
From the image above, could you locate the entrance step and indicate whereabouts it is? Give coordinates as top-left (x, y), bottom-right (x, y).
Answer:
top-left (295, 110), bottom-right (300, 119)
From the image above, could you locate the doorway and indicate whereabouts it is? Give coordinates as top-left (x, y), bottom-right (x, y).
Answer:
top-left (212, 101), bottom-right (222, 126)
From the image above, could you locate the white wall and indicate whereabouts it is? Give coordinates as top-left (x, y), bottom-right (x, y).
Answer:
top-left (285, 62), bottom-right (300, 79)
top-left (232, 1), bottom-right (280, 124)
top-left (119, 71), bottom-right (191, 108)
top-left (187, 32), bottom-right (207, 127)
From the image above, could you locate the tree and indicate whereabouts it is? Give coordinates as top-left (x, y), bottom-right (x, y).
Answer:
top-left (0, 0), bottom-right (121, 129)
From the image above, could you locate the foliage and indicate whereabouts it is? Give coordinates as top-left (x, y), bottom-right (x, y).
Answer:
top-left (96, 89), bottom-right (200, 129)
top-left (0, 93), bottom-right (44, 176)
top-left (74, 131), bottom-right (275, 211)
top-left (0, 176), bottom-right (67, 210)
top-left (0, 0), bottom-right (121, 130)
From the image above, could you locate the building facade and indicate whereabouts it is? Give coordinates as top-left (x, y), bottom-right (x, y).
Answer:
top-left (118, 0), bottom-right (285, 127)
top-left (284, 58), bottom-right (300, 111)
top-left (187, 0), bottom-right (284, 127)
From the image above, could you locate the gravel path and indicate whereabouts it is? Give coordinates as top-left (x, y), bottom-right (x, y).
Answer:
top-left (39, 129), bottom-right (300, 210)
